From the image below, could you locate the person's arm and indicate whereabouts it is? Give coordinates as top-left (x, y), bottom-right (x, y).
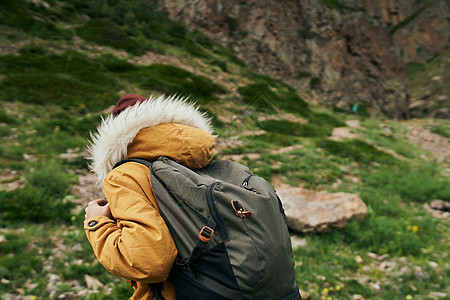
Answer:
top-left (84, 165), bottom-right (177, 283)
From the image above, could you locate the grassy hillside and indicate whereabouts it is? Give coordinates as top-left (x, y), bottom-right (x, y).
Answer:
top-left (0, 1), bottom-right (449, 299)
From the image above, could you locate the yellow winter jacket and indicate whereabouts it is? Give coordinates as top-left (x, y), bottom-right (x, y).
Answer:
top-left (85, 119), bottom-right (215, 299)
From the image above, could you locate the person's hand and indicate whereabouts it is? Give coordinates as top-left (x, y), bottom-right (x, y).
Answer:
top-left (85, 199), bottom-right (112, 220)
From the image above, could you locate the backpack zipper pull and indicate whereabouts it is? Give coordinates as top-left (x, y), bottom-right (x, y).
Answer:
top-left (158, 156), bottom-right (169, 163)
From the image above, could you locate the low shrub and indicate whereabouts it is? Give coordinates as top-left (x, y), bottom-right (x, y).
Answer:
top-left (316, 139), bottom-right (399, 166)
top-left (0, 110), bottom-right (17, 124)
top-left (364, 164), bottom-right (450, 203)
top-left (431, 122), bottom-right (450, 138)
top-left (258, 120), bottom-right (333, 138)
top-left (0, 50), bottom-right (121, 111)
top-left (0, 0), bottom-right (72, 40)
top-left (0, 160), bottom-right (74, 222)
top-left (76, 18), bottom-right (144, 55)
top-left (124, 64), bottom-right (225, 104)
top-left (238, 82), bottom-right (310, 116)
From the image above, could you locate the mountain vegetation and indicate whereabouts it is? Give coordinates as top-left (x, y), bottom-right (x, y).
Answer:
top-left (0, 0), bottom-right (449, 299)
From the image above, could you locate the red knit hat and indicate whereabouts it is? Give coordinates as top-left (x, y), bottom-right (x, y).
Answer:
top-left (112, 94), bottom-right (148, 117)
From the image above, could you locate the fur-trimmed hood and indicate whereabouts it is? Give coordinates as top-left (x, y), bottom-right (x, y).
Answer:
top-left (87, 94), bottom-right (213, 188)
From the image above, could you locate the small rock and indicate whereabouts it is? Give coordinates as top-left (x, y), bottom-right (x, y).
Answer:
top-left (430, 199), bottom-right (450, 211)
top-left (316, 275), bottom-right (326, 281)
top-left (71, 243), bottom-right (83, 252)
top-left (59, 153), bottom-right (80, 162)
top-left (332, 179), bottom-right (342, 188)
top-left (367, 252), bottom-right (389, 261)
top-left (0, 235), bottom-right (5, 244)
top-left (421, 90), bottom-right (432, 99)
top-left (438, 95), bottom-right (447, 101)
top-left (102, 105), bottom-right (115, 114)
top-left (427, 292), bottom-right (447, 298)
top-left (369, 282), bottom-right (381, 293)
top-left (339, 165), bottom-right (352, 173)
top-left (414, 266), bottom-right (429, 281)
top-left (379, 123), bottom-right (393, 135)
top-left (352, 294), bottom-right (364, 300)
top-left (408, 100), bottom-right (426, 110)
top-left (428, 261), bottom-right (440, 272)
top-left (431, 75), bottom-right (441, 81)
top-left (84, 274), bottom-right (104, 290)
top-left (48, 274), bottom-right (60, 283)
top-left (23, 153), bottom-right (36, 161)
top-left (355, 255), bottom-right (363, 264)
top-left (1, 278), bottom-right (10, 284)
top-left (290, 235), bottom-right (308, 249)
top-left (299, 289), bottom-right (311, 300)
top-left (377, 254), bottom-right (390, 261)
top-left (240, 109), bottom-right (251, 116)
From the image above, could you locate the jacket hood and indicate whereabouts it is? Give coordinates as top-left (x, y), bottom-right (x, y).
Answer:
top-left (87, 94), bottom-right (213, 188)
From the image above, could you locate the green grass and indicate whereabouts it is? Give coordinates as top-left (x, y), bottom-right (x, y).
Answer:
top-left (316, 139), bottom-right (400, 166)
top-left (364, 164), bottom-right (450, 203)
top-left (0, 0), bottom-right (72, 41)
top-left (124, 64), bottom-right (226, 105)
top-left (238, 82), bottom-right (309, 115)
top-left (431, 121), bottom-right (450, 138)
top-left (0, 159), bottom-right (75, 223)
top-left (0, 49), bottom-right (121, 112)
top-left (76, 18), bottom-right (146, 55)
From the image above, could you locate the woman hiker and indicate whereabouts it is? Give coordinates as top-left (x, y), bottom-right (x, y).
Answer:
top-left (84, 94), bottom-right (215, 299)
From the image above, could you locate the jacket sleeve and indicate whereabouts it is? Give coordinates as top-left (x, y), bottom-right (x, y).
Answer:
top-left (84, 163), bottom-right (177, 283)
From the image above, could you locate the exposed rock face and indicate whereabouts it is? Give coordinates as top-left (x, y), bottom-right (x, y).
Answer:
top-left (358, 0), bottom-right (450, 64)
top-left (159, 0), bottom-right (409, 118)
top-left (276, 184), bottom-right (368, 233)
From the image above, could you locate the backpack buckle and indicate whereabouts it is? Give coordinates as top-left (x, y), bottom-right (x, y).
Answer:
top-left (231, 200), bottom-right (253, 218)
top-left (199, 226), bottom-right (215, 242)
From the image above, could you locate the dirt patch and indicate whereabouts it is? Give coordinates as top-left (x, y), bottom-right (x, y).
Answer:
top-left (329, 127), bottom-right (359, 141)
top-left (328, 120), bottom-right (362, 141)
top-left (71, 171), bottom-right (104, 206)
top-left (258, 113), bottom-right (308, 124)
top-left (407, 122), bottom-right (450, 166)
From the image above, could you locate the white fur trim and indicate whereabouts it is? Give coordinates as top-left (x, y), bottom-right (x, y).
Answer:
top-left (87, 94), bottom-right (213, 189)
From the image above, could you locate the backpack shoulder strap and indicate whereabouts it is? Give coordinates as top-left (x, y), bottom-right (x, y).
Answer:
top-left (113, 158), bottom-right (153, 169)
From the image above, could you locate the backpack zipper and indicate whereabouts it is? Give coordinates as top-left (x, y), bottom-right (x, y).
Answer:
top-left (242, 175), bottom-right (259, 194)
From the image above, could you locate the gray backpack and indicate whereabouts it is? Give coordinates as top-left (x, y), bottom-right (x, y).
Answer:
top-left (114, 157), bottom-right (300, 300)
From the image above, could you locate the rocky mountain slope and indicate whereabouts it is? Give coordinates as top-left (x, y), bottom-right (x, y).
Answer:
top-left (159, 0), bottom-right (449, 118)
